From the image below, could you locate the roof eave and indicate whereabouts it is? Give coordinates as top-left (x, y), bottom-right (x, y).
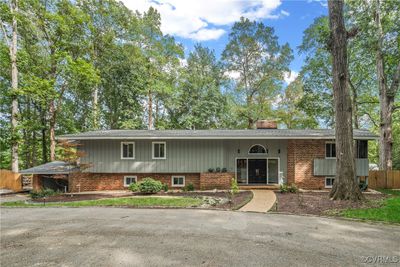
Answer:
top-left (57, 136), bottom-right (378, 140)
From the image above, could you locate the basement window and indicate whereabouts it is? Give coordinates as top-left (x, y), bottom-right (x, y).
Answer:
top-left (172, 176), bottom-right (185, 187)
top-left (124, 176), bottom-right (137, 187)
top-left (325, 177), bottom-right (335, 188)
top-left (121, 142), bottom-right (135, 159)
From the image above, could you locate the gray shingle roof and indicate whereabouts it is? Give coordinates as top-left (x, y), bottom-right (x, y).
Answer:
top-left (20, 161), bottom-right (80, 174)
top-left (57, 129), bottom-right (378, 140)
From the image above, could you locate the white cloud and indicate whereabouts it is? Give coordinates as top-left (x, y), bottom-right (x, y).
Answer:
top-left (120, 0), bottom-right (286, 41)
top-left (284, 71), bottom-right (299, 85)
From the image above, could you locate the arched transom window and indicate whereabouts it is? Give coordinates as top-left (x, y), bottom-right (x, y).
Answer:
top-left (248, 144), bottom-right (267, 154)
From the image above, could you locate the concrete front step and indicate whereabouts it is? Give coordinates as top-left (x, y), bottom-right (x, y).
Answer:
top-left (239, 185), bottom-right (279, 190)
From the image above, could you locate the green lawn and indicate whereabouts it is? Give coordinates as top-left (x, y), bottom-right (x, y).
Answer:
top-left (1, 196), bottom-right (203, 208)
top-left (340, 191), bottom-right (400, 223)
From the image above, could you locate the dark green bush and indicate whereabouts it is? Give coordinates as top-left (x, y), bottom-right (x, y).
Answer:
top-left (183, 183), bottom-right (195, 191)
top-left (279, 184), bottom-right (288, 193)
top-left (128, 183), bottom-right (139, 192)
top-left (137, 178), bottom-right (163, 194)
top-left (162, 183), bottom-right (169, 192)
top-left (216, 167), bottom-right (221, 172)
top-left (288, 183), bottom-right (298, 193)
top-left (29, 188), bottom-right (61, 199)
top-left (208, 168), bottom-right (214, 172)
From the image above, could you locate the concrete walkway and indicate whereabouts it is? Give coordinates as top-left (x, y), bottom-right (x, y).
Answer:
top-left (239, 190), bottom-right (276, 212)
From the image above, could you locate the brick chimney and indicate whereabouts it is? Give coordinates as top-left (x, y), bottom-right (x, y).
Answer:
top-left (256, 120), bottom-right (278, 129)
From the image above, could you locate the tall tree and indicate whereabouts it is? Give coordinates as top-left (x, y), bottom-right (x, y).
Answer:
top-left (276, 78), bottom-right (317, 129)
top-left (1, 0), bottom-right (19, 172)
top-left (222, 17), bottom-right (293, 128)
top-left (373, 0), bottom-right (400, 170)
top-left (328, 0), bottom-right (362, 200)
top-left (171, 44), bottom-right (228, 129)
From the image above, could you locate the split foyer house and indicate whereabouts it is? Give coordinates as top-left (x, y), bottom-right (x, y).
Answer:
top-left (24, 121), bottom-right (377, 192)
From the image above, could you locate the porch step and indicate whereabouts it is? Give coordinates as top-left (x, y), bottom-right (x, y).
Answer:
top-left (239, 185), bottom-right (279, 190)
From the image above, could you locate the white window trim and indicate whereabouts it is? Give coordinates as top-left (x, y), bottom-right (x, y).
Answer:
top-left (248, 144), bottom-right (267, 155)
top-left (325, 176), bottom-right (335, 188)
top-left (152, 141), bottom-right (166, 159)
top-left (325, 141), bottom-right (336, 159)
top-left (171, 175), bottom-right (185, 187)
top-left (121, 142), bottom-right (135, 159)
top-left (124, 176), bottom-right (137, 187)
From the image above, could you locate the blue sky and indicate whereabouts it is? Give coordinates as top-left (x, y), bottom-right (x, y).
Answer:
top-left (121, 0), bottom-right (328, 82)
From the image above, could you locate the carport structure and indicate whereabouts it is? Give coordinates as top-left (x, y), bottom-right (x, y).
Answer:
top-left (20, 161), bottom-right (79, 192)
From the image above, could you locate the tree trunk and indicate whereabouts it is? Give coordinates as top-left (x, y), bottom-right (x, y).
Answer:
top-left (375, 0), bottom-right (393, 170)
top-left (93, 87), bottom-right (99, 129)
top-left (148, 89), bottom-right (153, 130)
top-left (40, 108), bottom-right (48, 163)
top-left (328, 0), bottom-right (363, 201)
top-left (10, 0), bottom-right (19, 172)
top-left (49, 100), bottom-right (56, 161)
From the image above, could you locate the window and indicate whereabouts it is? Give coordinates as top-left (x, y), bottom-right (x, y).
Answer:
top-left (124, 176), bottom-right (137, 187)
top-left (121, 142), bottom-right (135, 159)
top-left (356, 140), bottom-right (368, 159)
top-left (325, 177), bottom-right (335, 188)
top-left (325, 142), bottom-right (336, 158)
top-left (152, 142), bottom-right (166, 159)
top-left (172, 176), bottom-right (185, 187)
top-left (248, 144), bottom-right (267, 154)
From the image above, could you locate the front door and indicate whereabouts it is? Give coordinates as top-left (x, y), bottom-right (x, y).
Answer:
top-left (248, 159), bottom-right (267, 184)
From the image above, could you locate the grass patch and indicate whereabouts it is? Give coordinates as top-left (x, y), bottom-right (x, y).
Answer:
top-left (1, 196), bottom-right (203, 208)
top-left (376, 189), bottom-right (400, 196)
top-left (340, 197), bottom-right (400, 223)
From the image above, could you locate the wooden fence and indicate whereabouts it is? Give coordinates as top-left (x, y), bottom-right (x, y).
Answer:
top-left (0, 169), bottom-right (22, 192)
top-left (368, 170), bottom-right (400, 189)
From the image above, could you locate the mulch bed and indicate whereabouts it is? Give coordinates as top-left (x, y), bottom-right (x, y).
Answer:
top-left (274, 191), bottom-right (386, 216)
top-left (31, 191), bottom-right (253, 210)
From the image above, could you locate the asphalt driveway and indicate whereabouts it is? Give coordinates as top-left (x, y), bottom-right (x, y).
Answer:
top-left (1, 208), bottom-right (399, 266)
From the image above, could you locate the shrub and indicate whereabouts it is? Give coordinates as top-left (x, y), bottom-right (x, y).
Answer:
top-left (221, 168), bottom-right (227, 172)
top-left (137, 178), bottom-right (163, 194)
top-left (216, 167), bottom-right (221, 172)
top-left (29, 188), bottom-right (60, 199)
top-left (279, 184), bottom-right (288, 193)
top-left (288, 183), bottom-right (298, 193)
top-left (183, 183), bottom-right (195, 191)
top-left (162, 183), bottom-right (169, 192)
top-left (128, 183), bottom-right (139, 192)
top-left (229, 178), bottom-right (239, 203)
top-left (208, 168), bottom-right (214, 172)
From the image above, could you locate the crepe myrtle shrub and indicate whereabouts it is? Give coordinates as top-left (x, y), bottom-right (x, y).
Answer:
top-left (228, 178), bottom-right (239, 203)
top-left (129, 178), bottom-right (163, 194)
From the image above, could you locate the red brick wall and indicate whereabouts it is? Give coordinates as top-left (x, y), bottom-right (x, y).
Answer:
top-left (287, 139), bottom-right (326, 190)
top-left (68, 173), bottom-right (200, 192)
top-left (199, 172), bottom-right (234, 190)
